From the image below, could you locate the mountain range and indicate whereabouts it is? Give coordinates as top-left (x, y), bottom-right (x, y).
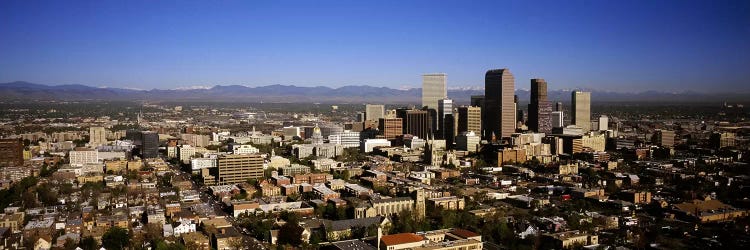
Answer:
top-left (1, 81), bottom-right (747, 104)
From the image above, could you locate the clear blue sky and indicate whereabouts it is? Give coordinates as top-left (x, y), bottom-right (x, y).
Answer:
top-left (1, 0), bottom-right (748, 92)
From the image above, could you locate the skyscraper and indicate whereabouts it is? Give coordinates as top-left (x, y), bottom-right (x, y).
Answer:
top-left (438, 99), bottom-right (453, 138)
top-left (528, 79), bottom-right (552, 134)
top-left (397, 109), bottom-right (431, 139)
top-left (457, 106), bottom-right (482, 134)
top-left (555, 101), bottom-right (564, 112)
top-left (89, 126), bottom-right (107, 146)
top-left (365, 104), bottom-right (385, 122)
top-left (483, 69), bottom-right (515, 140)
top-left (572, 91), bottom-right (592, 131)
top-left (598, 115), bottom-right (609, 131)
top-left (551, 111), bottom-right (564, 128)
top-left (443, 114), bottom-right (456, 148)
top-left (422, 73), bottom-right (447, 110)
top-left (141, 131), bottom-right (159, 159)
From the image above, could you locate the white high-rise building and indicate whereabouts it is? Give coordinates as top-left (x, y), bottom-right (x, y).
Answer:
top-left (328, 131), bottom-right (361, 148)
top-left (89, 127), bottom-right (107, 146)
top-left (178, 145), bottom-right (196, 164)
top-left (598, 115), bottom-right (609, 131)
top-left (551, 111), bottom-right (564, 128)
top-left (422, 73), bottom-right (447, 110)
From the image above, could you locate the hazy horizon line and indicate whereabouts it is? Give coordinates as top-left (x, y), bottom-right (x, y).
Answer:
top-left (3, 80), bottom-right (749, 95)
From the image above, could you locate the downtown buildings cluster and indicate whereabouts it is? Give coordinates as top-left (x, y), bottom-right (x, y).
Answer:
top-left (0, 68), bottom-right (749, 250)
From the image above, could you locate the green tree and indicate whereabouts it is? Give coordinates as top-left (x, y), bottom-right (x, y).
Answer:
top-left (79, 236), bottom-right (98, 250)
top-left (102, 226), bottom-right (129, 250)
top-left (277, 221), bottom-right (304, 245)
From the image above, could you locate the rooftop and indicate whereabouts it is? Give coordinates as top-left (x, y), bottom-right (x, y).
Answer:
top-left (380, 233), bottom-right (425, 246)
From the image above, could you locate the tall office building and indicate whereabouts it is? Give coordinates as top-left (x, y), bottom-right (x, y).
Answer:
top-left (483, 69), bottom-right (515, 140)
top-left (89, 126), bottom-right (107, 146)
top-left (528, 79), bottom-right (552, 134)
top-left (572, 91), bottom-right (592, 131)
top-left (555, 102), bottom-right (564, 112)
top-left (443, 114), bottom-right (456, 148)
top-left (0, 139), bottom-right (23, 167)
top-left (437, 99), bottom-right (453, 138)
top-left (378, 118), bottom-right (403, 140)
top-left (365, 104), bottom-right (385, 122)
top-left (128, 130), bottom-right (159, 159)
top-left (457, 106), bottom-right (482, 134)
top-left (397, 109), bottom-right (432, 139)
top-left (141, 131), bottom-right (160, 159)
top-left (217, 154), bottom-right (264, 184)
top-left (598, 115), bottom-right (609, 131)
top-left (551, 111), bottom-right (564, 128)
top-left (422, 73), bottom-right (447, 110)
top-left (126, 129), bottom-right (142, 143)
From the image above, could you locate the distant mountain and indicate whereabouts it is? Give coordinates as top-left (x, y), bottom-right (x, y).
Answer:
top-left (0, 81), bottom-right (747, 104)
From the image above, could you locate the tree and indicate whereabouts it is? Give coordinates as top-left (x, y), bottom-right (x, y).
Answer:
top-left (36, 183), bottom-right (59, 205)
top-left (102, 226), bottom-right (129, 250)
top-left (79, 236), bottom-right (97, 250)
top-left (277, 221), bottom-right (304, 245)
top-left (143, 223), bottom-right (164, 244)
top-left (154, 240), bottom-right (187, 250)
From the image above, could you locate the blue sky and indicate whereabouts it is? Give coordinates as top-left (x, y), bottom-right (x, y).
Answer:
top-left (1, 0), bottom-right (748, 92)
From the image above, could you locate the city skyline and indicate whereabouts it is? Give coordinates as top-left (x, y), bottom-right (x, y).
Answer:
top-left (1, 0), bottom-right (748, 92)
top-left (1, 1), bottom-right (750, 249)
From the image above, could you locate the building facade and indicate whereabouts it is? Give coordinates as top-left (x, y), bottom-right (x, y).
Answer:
top-left (89, 127), bottom-right (107, 146)
top-left (483, 69), bottom-right (515, 139)
top-left (422, 73), bottom-right (447, 111)
top-left (528, 79), bottom-right (552, 134)
top-left (572, 91), bottom-right (591, 132)
top-left (397, 109), bottom-right (431, 140)
top-left (378, 118), bottom-right (403, 140)
top-left (457, 106), bottom-right (481, 134)
top-left (365, 104), bottom-right (385, 123)
top-left (0, 139), bottom-right (23, 167)
top-left (217, 154), bottom-right (263, 184)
